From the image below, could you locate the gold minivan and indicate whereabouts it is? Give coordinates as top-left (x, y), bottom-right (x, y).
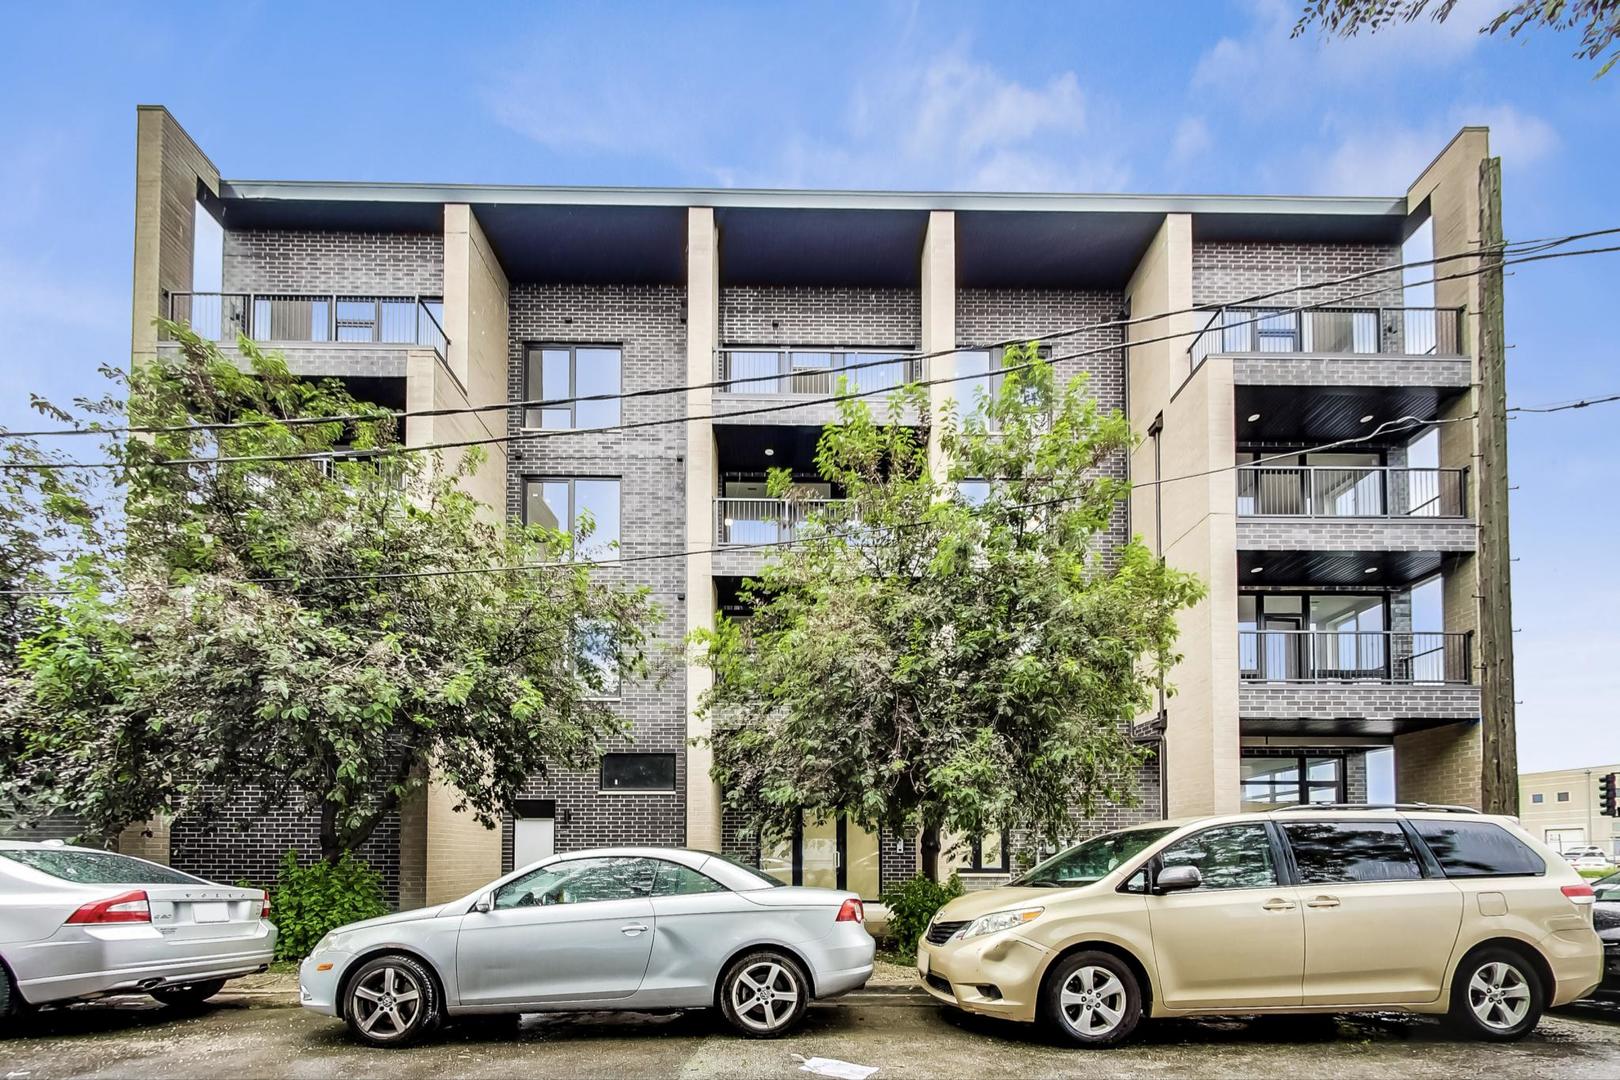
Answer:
top-left (917, 807), bottom-right (1603, 1046)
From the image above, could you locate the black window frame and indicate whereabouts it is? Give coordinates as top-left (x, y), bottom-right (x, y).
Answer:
top-left (955, 833), bottom-right (1010, 875)
top-left (521, 475), bottom-right (623, 556)
top-left (599, 752), bottom-right (677, 794)
top-left (522, 343), bottom-right (623, 431)
top-left (1239, 752), bottom-right (1348, 808)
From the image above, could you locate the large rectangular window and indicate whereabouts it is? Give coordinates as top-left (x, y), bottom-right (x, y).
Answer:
top-left (600, 753), bottom-right (676, 793)
top-left (1240, 754), bottom-right (1345, 810)
top-left (524, 345), bottom-right (622, 430)
top-left (945, 832), bottom-right (1009, 874)
top-left (523, 478), bottom-right (621, 558)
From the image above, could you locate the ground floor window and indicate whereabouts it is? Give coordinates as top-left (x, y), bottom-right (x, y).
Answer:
top-left (761, 817), bottom-right (880, 900)
top-left (944, 832), bottom-right (1010, 874)
top-left (1240, 754), bottom-right (1345, 811)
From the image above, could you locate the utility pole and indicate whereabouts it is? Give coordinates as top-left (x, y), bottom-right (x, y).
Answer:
top-left (1476, 156), bottom-right (1518, 815)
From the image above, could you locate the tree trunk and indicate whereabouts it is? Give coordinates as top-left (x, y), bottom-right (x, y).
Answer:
top-left (920, 824), bottom-right (941, 881)
top-left (319, 800), bottom-right (342, 865)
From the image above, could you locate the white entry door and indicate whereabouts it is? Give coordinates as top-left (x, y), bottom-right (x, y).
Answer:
top-left (514, 815), bottom-right (555, 869)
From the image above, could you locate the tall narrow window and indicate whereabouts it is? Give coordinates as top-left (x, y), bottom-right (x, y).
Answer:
top-left (523, 478), bottom-right (621, 558)
top-left (524, 345), bottom-right (622, 430)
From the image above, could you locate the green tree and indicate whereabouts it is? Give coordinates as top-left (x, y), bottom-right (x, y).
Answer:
top-left (0, 326), bottom-right (660, 860)
top-left (693, 348), bottom-right (1203, 877)
top-left (1294, 0), bottom-right (1620, 76)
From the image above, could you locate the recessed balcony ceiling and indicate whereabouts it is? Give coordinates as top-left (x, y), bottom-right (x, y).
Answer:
top-left (1237, 549), bottom-right (1448, 587)
top-left (1235, 385), bottom-right (1468, 444)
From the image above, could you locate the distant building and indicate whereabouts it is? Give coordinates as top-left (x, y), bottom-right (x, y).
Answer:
top-left (1518, 766), bottom-right (1620, 855)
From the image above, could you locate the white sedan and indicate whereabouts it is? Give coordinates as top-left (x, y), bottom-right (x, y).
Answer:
top-left (299, 846), bottom-right (873, 1047)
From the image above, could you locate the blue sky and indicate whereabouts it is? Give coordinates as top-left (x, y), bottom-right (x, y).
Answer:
top-left (1, 1), bottom-right (1616, 774)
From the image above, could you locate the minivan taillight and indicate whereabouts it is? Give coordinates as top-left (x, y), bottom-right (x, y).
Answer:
top-left (836, 898), bottom-right (864, 923)
top-left (65, 889), bottom-right (151, 924)
top-left (1562, 884), bottom-right (1596, 905)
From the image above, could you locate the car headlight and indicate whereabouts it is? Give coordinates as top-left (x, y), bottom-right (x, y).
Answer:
top-left (958, 907), bottom-right (1043, 940)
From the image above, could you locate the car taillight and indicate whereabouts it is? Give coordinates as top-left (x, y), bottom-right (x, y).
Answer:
top-left (65, 889), bottom-right (151, 925)
top-left (260, 896), bottom-right (272, 919)
top-left (1562, 884), bottom-right (1596, 905)
top-left (836, 898), bottom-right (864, 923)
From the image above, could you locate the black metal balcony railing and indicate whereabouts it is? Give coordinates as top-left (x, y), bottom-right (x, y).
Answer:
top-left (1239, 630), bottom-right (1474, 684)
top-left (1189, 305), bottom-right (1464, 374)
top-left (715, 498), bottom-right (847, 545)
top-left (717, 349), bottom-right (922, 397)
top-left (1237, 465), bottom-right (1468, 518)
top-left (168, 292), bottom-right (449, 359)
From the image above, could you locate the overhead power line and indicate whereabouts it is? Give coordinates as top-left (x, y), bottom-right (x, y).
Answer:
top-left (4, 226), bottom-right (1617, 443)
top-left (7, 241), bottom-right (1619, 474)
top-left (11, 399), bottom-right (1620, 599)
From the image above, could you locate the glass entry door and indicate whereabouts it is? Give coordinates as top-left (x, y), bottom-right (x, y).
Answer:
top-left (762, 816), bottom-right (881, 900)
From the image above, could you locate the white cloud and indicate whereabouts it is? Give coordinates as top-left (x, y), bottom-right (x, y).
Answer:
top-left (1304, 104), bottom-right (1559, 194)
top-left (1169, 117), bottom-right (1212, 167)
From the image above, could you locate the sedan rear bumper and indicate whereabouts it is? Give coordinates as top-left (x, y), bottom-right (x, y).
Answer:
top-left (8, 921), bottom-right (277, 1005)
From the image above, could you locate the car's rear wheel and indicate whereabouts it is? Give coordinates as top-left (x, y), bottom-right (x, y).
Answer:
top-left (344, 955), bottom-right (441, 1048)
top-left (150, 978), bottom-right (226, 1007)
top-left (719, 951), bottom-right (809, 1038)
top-left (1041, 950), bottom-right (1142, 1048)
top-left (1448, 948), bottom-right (1544, 1041)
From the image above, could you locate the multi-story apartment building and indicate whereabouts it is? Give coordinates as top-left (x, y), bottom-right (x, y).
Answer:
top-left (124, 106), bottom-right (1513, 908)
top-left (1519, 766), bottom-right (1620, 857)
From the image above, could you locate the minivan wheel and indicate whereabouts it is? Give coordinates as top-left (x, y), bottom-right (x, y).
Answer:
top-left (719, 951), bottom-right (809, 1038)
top-left (1042, 950), bottom-right (1142, 1047)
top-left (343, 955), bottom-right (441, 1048)
top-left (1449, 948), bottom-right (1543, 1041)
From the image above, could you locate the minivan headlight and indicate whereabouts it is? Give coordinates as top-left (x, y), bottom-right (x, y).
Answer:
top-left (959, 907), bottom-right (1043, 940)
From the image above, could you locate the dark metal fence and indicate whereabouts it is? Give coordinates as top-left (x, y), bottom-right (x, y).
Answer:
top-left (1239, 630), bottom-right (1474, 684)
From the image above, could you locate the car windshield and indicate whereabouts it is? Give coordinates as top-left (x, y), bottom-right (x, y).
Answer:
top-left (1010, 827), bottom-right (1177, 887)
top-left (0, 849), bottom-right (204, 885)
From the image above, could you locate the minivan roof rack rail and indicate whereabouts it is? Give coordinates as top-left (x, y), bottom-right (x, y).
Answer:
top-left (1267, 802), bottom-right (1482, 815)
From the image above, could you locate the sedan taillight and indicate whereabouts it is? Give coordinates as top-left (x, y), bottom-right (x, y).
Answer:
top-left (66, 889), bottom-right (151, 924)
top-left (260, 896), bottom-right (272, 919)
top-left (836, 898), bottom-right (864, 923)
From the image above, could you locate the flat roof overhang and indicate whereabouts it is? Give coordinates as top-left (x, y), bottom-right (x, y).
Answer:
top-left (1240, 716), bottom-right (1475, 738)
top-left (1238, 548), bottom-right (1448, 587)
top-left (212, 180), bottom-right (1408, 290)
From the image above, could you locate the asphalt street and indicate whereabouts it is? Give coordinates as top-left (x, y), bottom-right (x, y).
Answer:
top-left (4, 985), bottom-right (1620, 1079)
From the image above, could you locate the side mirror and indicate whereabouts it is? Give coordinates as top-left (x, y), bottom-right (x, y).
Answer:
top-left (473, 893), bottom-right (493, 914)
top-left (1154, 865), bottom-right (1202, 894)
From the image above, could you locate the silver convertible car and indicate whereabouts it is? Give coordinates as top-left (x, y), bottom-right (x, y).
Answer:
top-left (0, 841), bottom-right (275, 1013)
top-left (299, 846), bottom-right (874, 1046)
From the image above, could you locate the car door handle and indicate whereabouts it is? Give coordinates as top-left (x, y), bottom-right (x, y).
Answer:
top-left (1262, 898), bottom-right (1297, 911)
top-left (1305, 895), bottom-right (1341, 908)
top-left (620, 923), bottom-right (649, 936)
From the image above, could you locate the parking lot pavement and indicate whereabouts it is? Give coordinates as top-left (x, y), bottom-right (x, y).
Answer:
top-left (4, 987), bottom-right (1620, 1080)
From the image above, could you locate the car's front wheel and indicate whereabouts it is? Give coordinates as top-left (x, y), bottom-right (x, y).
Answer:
top-left (719, 951), bottom-right (809, 1038)
top-left (1041, 950), bottom-right (1143, 1047)
top-left (1448, 948), bottom-right (1544, 1041)
top-left (149, 978), bottom-right (226, 1007)
top-left (343, 955), bottom-right (441, 1048)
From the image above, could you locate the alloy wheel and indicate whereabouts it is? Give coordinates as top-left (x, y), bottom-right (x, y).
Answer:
top-left (729, 960), bottom-right (800, 1033)
top-left (1467, 961), bottom-right (1531, 1031)
top-left (1059, 965), bottom-right (1128, 1037)
top-left (350, 963), bottom-right (425, 1041)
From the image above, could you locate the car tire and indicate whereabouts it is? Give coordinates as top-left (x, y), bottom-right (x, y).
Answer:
top-left (343, 954), bottom-right (442, 1048)
top-left (1448, 947), bottom-right (1544, 1041)
top-left (718, 950), bottom-right (810, 1038)
top-left (150, 978), bottom-right (227, 1007)
top-left (1041, 950), bottom-right (1143, 1048)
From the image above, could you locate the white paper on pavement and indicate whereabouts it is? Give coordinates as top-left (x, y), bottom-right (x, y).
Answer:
top-left (795, 1056), bottom-right (879, 1080)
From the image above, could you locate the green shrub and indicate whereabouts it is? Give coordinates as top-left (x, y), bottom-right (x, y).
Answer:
top-left (261, 849), bottom-right (389, 961)
top-left (879, 873), bottom-right (964, 956)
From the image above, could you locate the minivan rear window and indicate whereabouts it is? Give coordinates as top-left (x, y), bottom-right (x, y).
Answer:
top-left (0, 849), bottom-right (204, 885)
top-left (1412, 820), bottom-right (1545, 878)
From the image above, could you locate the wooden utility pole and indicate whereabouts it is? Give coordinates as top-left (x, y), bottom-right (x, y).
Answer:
top-left (1476, 156), bottom-right (1518, 815)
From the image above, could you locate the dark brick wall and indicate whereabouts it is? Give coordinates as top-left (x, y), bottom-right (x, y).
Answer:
top-left (0, 813), bottom-right (87, 843)
top-left (168, 792), bottom-right (401, 905)
top-left (500, 283), bottom-right (689, 866)
top-left (1192, 241), bottom-right (1402, 308)
top-left (222, 229), bottom-right (444, 295)
top-left (719, 286), bottom-right (920, 347)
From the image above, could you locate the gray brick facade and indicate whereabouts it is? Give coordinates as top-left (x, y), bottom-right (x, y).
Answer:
top-left (221, 229), bottom-right (444, 296)
top-left (501, 283), bottom-right (690, 865)
top-left (1192, 241), bottom-right (1402, 308)
top-left (1240, 683), bottom-right (1482, 723)
top-left (1237, 517), bottom-right (1477, 552)
top-left (719, 286), bottom-right (920, 347)
top-left (156, 340), bottom-right (412, 379)
top-left (1230, 355), bottom-right (1471, 387)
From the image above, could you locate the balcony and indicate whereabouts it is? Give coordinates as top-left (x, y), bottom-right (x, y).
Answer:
top-left (166, 292), bottom-right (449, 374)
top-left (1190, 305), bottom-right (1463, 374)
top-left (717, 349), bottom-right (921, 396)
top-left (715, 498), bottom-right (846, 545)
top-left (1238, 466), bottom-right (1468, 518)
top-left (1239, 630), bottom-right (1473, 685)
